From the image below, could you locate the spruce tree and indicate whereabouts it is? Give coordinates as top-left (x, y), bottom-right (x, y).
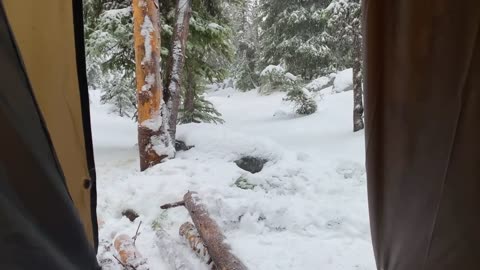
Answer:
top-left (259, 0), bottom-right (333, 80)
top-left (84, 0), bottom-right (135, 116)
top-left (325, 0), bottom-right (364, 131)
top-left (177, 0), bottom-right (234, 124)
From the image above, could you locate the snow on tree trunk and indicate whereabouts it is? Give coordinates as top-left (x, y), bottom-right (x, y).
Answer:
top-left (133, 0), bottom-right (173, 171)
top-left (352, 16), bottom-right (364, 132)
top-left (166, 0), bottom-right (192, 142)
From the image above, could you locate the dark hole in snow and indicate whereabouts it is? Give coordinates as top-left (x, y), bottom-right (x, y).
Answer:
top-left (175, 140), bottom-right (194, 152)
top-left (234, 156), bottom-right (268, 174)
top-left (122, 209), bottom-right (139, 222)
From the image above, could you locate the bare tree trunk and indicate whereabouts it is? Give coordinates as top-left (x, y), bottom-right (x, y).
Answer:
top-left (183, 68), bottom-right (196, 117)
top-left (353, 28), bottom-right (364, 132)
top-left (183, 192), bottom-right (248, 270)
top-left (166, 0), bottom-right (192, 142)
top-left (133, 0), bottom-right (172, 171)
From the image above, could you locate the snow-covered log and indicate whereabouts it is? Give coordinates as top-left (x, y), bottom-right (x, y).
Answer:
top-left (156, 229), bottom-right (198, 270)
top-left (183, 192), bottom-right (248, 270)
top-left (114, 234), bottom-right (147, 269)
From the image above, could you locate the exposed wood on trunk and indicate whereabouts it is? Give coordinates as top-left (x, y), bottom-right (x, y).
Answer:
top-left (165, 0), bottom-right (193, 141)
top-left (183, 192), bottom-right (248, 270)
top-left (114, 234), bottom-right (146, 269)
top-left (352, 18), bottom-right (364, 132)
top-left (133, 0), bottom-right (171, 171)
top-left (179, 222), bottom-right (216, 268)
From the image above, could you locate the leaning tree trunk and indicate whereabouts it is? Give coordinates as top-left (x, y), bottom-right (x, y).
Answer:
top-left (352, 28), bottom-right (365, 132)
top-left (166, 0), bottom-right (192, 141)
top-left (133, 0), bottom-right (172, 171)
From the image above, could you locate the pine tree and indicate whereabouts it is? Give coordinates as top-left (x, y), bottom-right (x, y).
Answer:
top-left (325, 0), bottom-right (364, 131)
top-left (231, 0), bottom-right (260, 91)
top-left (259, 0), bottom-right (333, 80)
top-left (177, 0), bottom-right (233, 124)
top-left (84, 0), bottom-right (136, 116)
top-left (179, 68), bottom-right (225, 124)
top-left (284, 83), bottom-right (318, 115)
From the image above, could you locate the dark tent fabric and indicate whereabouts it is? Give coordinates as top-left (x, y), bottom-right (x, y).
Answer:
top-left (363, 0), bottom-right (480, 269)
top-left (0, 1), bottom-right (98, 269)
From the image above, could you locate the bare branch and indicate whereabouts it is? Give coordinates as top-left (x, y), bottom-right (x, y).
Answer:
top-left (160, 200), bottom-right (185, 209)
top-left (132, 221), bottom-right (143, 246)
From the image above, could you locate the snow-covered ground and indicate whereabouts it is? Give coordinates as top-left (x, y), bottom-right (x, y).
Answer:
top-left (91, 86), bottom-right (375, 269)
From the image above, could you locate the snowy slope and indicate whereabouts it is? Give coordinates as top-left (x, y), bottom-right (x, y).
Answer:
top-left (91, 87), bottom-right (375, 270)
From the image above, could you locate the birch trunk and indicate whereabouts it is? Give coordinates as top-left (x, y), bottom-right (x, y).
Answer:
top-left (133, 0), bottom-right (172, 171)
top-left (166, 0), bottom-right (192, 141)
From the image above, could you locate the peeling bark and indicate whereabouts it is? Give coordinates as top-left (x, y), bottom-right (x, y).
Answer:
top-left (114, 234), bottom-right (146, 268)
top-left (133, 0), bottom-right (171, 171)
top-left (179, 222), bottom-right (216, 268)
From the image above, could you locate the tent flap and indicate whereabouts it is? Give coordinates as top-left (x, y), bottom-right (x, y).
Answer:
top-left (2, 0), bottom-right (98, 247)
top-left (363, 0), bottom-right (480, 269)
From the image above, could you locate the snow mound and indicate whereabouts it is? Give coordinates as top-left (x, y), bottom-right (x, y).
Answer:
top-left (306, 74), bottom-right (335, 92)
top-left (260, 65), bottom-right (285, 77)
top-left (332, 68), bottom-right (353, 93)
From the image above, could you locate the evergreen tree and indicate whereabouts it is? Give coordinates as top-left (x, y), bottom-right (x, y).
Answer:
top-left (284, 83), bottom-right (318, 115)
top-left (230, 0), bottom-right (260, 91)
top-left (179, 68), bottom-right (224, 124)
top-left (83, 0), bottom-right (232, 123)
top-left (324, 0), bottom-right (361, 70)
top-left (259, 0), bottom-right (333, 80)
top-left (84, 0), bottom-right (135, 116)
top-left (177, 0), bottom-right (234, 124)
top-left (324, 0), bottom-right (364, 131)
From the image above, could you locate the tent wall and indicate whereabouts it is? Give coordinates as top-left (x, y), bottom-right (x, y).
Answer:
top-left (0, 1), bottom-right (98, 268)
top-left (2, 0), bottom-right (97, 246)
top-left (363, 0), bottom-right (480, 269)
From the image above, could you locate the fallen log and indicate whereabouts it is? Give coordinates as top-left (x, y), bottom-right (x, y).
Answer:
top-left (155, 229), bottom-right (198, 270)
top-left (114, 234), bottom-right (147, 269)
top-left (183, 191), bottom-right (248, 270)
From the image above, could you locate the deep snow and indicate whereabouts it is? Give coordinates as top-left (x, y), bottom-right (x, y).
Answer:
top-left (91, 85), bottom-right (375, 269)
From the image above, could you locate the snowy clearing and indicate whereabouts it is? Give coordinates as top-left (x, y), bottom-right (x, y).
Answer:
top-left (92, 87), bottom-right (375, 270)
